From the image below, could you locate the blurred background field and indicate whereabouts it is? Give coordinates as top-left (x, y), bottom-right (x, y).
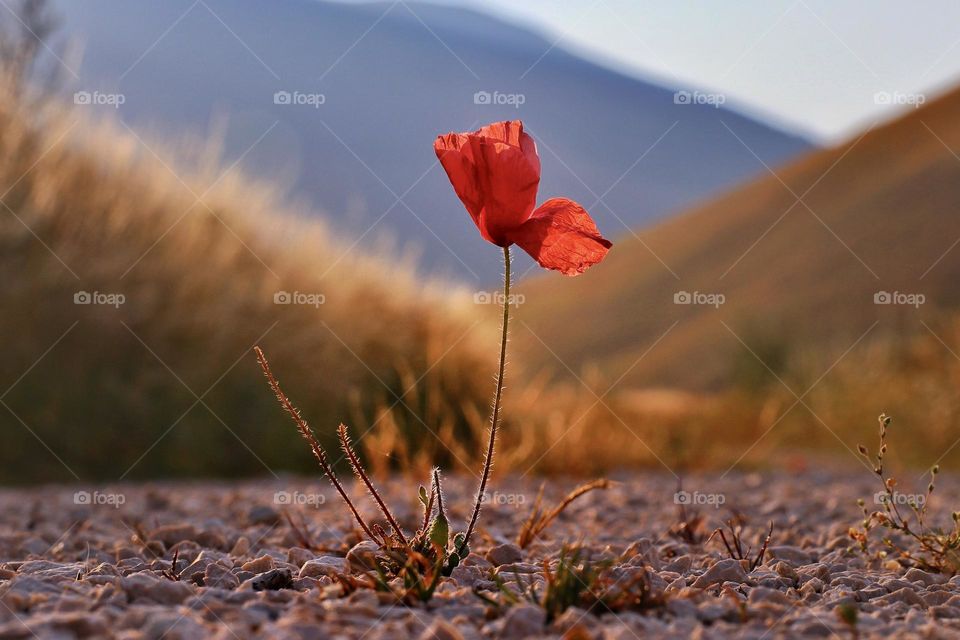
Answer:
top-left (2, 0), bottom-right (960, 485)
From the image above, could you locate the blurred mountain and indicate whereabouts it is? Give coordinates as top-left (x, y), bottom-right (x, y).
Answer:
top-left (52, 0), bottom-right (811, 282)
top-left (516, 85), bottom-right (960, 390)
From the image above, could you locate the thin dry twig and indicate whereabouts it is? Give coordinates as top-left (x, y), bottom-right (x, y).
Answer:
top-left (254, 346), bottom-right (375, 541)
top-left (517, 479), bottom-right (611, 548)
top-left (708, 519), bottom-right (774, 571)
top-left (338, 423), bottom-right (408, 544)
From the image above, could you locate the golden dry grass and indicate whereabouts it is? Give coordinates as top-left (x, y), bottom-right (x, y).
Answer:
top-left (4, 71), bottom-right (960, 485)
top-left (515, 86), bottom-right (960, 391)
top-left (0, 81), bottom-right (500, 483)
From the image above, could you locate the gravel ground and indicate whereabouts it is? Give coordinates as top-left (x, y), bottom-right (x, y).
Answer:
top-left (2, 470), bottom-right (960, 639)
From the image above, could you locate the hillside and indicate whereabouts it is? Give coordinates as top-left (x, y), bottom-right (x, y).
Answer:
top-left (0, 86), bottom-right (494, 484)
top-left (515, 86), bottom-right (960, 390)
top-left (50, 0), bottom-right (810, 281)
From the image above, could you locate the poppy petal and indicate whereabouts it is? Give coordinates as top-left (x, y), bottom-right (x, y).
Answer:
top-left (434, 121), bottom-right (540, 246)
top-left (509, 198), bottom-right (612, 276)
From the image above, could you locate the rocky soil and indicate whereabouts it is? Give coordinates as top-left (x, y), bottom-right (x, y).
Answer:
top-left (1, 471), bottom-right (960, 639)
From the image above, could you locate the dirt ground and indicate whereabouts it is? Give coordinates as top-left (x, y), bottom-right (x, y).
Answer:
top-left (1, 470), bottom-right (959, 639)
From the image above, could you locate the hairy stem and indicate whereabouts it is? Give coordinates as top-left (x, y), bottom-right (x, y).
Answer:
top-left (460, 245), bottom-right (511, 554)
top-left (254, 347), bottom-right (375, 541)
top-left (338, 423), bottom-right (408, 544)
top-left (433, 467), bottom-right (447, 521)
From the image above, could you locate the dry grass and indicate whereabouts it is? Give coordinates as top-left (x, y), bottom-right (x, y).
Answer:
top-left (0, 79), bottom-right (496, 483)
top-left (4, 63), bottom-right (960, 484)
top-left (514, 85), bottom-right (960, 390)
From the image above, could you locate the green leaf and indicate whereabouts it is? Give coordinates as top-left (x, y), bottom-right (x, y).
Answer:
top-left (429, 512), bottom-right (449, 550)
top-left (418, 485), bottom-right (429, 507)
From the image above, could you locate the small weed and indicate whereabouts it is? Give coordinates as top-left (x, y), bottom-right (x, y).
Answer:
top-left (255, 347), bottom-right (471, 600)
top-left (851, 414), bottom-right (960, 574)
top-left (517, 479), bottom-right (611, 549)
top-left (479, 545), bottom-right (666, 623)
top-left (160, 547), bottom-right (182, 582)
top-left (708, 518), bottom-right (773, 571)
top-left (670, 481), bottom-right (709, 545)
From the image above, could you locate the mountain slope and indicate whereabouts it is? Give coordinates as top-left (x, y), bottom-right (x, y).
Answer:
top-left (50, 0), bottom-right (810, 282)
top-left (515, 86), bottom-right (960, 390)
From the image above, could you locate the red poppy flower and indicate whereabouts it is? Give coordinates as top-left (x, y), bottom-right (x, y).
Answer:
top-left (434, 120), bottom-right (612, 276)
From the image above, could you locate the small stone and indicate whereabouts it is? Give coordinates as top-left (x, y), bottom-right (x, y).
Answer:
top-left (931, 605), bottom-right (960, 619)
top-left (121, 573), bottom-right (193, 604)
top-left (248, 505), bottom-right (282, 526)
top-left (878, 587), bottom-right (924, 606)
top-left (692, 559), bottom-right (748, 589)
top-left (498, 604), bottom-right (544, 638)
top-left (345, 541), bottom-right (380, 574)
top-left (418, 619), bottom-right (465, 640)
top-left (241, 555), bottom-right (275, 573)
top-left (150, 524), bottom-right (198, 547)
top-left (230, 536), bottom-right (251, 557)
top-left (204, 562), bottom-right (240, 590)
top-left (748, 586), bottom-right (793, 605)
top-left (450, 563), bottom-right (486, 587)
top-left (247, 568), bottom-right (293, 591)
top-left (904, 567), bottom-right (947, 586)
top-left (667, 598), bottom-right (698, 618)
top-left (663, 555), bottom-right (692, 573)
top-left (494, 562), bottom-right (540, 575)
top-left (773, 561), bottom-right (798, 583)
top-left (767, 546), bottom-right (813, 565)
top-left (299, 556), bottom-right (346, 578)
top-left (287, 547), bottom-right (314, 567)
top-left (485, 543), bottom-right (523, 567)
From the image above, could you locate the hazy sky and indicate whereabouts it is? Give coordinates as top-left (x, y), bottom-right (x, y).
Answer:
top-left (424, 0), bottom-right (960, 142)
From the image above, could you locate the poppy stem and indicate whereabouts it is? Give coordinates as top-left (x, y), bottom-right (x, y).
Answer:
top-left (460, 245), bottom-right (511, 555)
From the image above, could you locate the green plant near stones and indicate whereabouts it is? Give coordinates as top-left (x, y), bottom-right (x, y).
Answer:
top-left (850, 413), bottom-right (960, 574)
top-left (255, 348), bottom-right (468, 592)
top-left (477, 545), bottom-right (666, 623)
top-left (837, 603), bottom-right (860, 640)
